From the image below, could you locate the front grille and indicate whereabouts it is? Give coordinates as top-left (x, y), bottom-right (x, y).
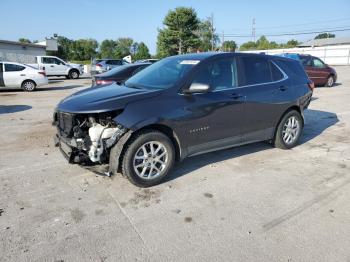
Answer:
top-left (57, 112), bottom-right (75, 137)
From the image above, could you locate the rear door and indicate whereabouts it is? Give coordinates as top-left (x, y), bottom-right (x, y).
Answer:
top-left (300, 55), bottom-right (326, 85)
top-left (3, 63), bottom-right (27, 87)
top-left (309, 57), bottom-right (329, 85)
top-left (238, 56), bottom-right (291, 142)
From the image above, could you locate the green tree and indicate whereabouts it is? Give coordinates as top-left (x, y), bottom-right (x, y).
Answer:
top-left (197, 18), bottom-right (219, 51)
top-left (285, 39), bottom-right (299, 48)
top-left (70, 39), bottom-right (98, 60)
top-left (18, 38), bottom-right (31, 43)
top-left (55, 36), bottom-right (74, 60)
top-left (256, 36), bottom-right (270, 50)
top-left (239, 41), bottom-right (257, 51)
top-left (99, 39), bottom-right (118, 58)
top-left (133, 42), bottom-right (151, 61)
top-left (221, 40), bottom-right (237, 52)
top-left (315, 33), bottom-right (335, 39)
top-left (115, 37), bottom-right (134, 58)
top-left (157, 7), bottom-right (200, 57)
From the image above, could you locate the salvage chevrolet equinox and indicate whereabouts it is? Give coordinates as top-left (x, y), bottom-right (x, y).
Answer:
top-left (53, 53), bottom-right (313, 187)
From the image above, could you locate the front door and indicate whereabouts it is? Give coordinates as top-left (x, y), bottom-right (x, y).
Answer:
top-left (182, 57), bottom-right (245, 156)
top-left (42, 57), bottom-right (66, 75)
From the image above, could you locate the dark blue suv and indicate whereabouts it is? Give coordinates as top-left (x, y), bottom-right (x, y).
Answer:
top-left (54, 52), bottom-right (313, 187)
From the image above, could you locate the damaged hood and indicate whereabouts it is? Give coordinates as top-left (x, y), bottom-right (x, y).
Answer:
top-left (57, 83), bottom-right (161, 113)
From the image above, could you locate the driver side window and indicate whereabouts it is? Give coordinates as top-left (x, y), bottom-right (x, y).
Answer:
top-left (192, 58), bottom-right (238, 91)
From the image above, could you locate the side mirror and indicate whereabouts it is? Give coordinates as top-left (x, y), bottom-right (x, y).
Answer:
top-left (184, 83), bottom-right (210, 94)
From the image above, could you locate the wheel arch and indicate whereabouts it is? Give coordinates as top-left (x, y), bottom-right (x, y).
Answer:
top-left (109, 123), bottom-right (182, 175)
top-left (273, 105), bottom-right (303, 139)
top-left (133, 124), bottom-right (182, 161)
top-left (21, 79), bottom-right (37, 87)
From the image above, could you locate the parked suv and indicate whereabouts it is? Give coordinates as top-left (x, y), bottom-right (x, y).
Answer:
top-left (91, 59), bottom-right (129, 75)
top-left (54, 53), bottom-right (313, 187)
top-left (278, 53), bottom-right (337, 87)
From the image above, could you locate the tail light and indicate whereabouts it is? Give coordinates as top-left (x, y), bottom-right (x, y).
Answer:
top-left (307, 80), bottom-right (315, 91)
top-left (96, 63), bottom-right (102, 68)
top-left (95, 79), bottom-right (114, 85)
top-left (38, 71), bottom-right (46, 77)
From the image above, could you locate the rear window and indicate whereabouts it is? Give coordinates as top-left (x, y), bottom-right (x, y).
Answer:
top-left (241, 56), bottom-right (272, 85)
top-left (5, 64), bottom-right (25, 72)
top-left (106, 60), bottom-right (122, 65)
top-left (0, 63), bottom-right (3, 72)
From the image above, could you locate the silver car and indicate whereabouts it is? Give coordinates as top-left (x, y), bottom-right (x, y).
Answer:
top-left (91, 59), bottom-right (129, 75)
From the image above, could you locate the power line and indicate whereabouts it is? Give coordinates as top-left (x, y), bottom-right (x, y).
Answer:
top-left (228, 18), bottom-right (350, 31)
top-left (223, 27), bottom-right (350, 38)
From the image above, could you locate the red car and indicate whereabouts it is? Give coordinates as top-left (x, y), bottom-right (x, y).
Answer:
top-left (299, 55), bottom-right (337, 87)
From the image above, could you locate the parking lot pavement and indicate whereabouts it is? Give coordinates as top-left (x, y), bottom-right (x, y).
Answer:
top-left (0, 70), bottom-right (350, 262)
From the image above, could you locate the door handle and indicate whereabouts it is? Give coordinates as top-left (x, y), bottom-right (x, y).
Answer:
top-left (20, 74), bottom-right (26, 76)
top-left (230, 93), bottom-right (243, 100)
top-left (279, 86), bottom-right (287, 91)
top-left (50, 65), bottom-right (54, 67)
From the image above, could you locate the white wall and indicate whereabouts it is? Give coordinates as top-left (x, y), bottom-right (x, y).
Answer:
top-left (241, 44), bottom-right (350, 65)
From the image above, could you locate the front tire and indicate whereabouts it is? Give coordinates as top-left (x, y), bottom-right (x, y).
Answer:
top-left (21, 80), bottom-right (36, 92)
top-left (69, 70), bottom-right (79, 79)
top-left (274, 110), bottom-right (303, 149)
top-left (121, 130), bottom-right (175, 187)
top-left (325, 75), bottom-right (335, 87)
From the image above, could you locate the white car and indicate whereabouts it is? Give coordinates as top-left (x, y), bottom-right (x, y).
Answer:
top-left (0, 62), bottom-right (48, 91)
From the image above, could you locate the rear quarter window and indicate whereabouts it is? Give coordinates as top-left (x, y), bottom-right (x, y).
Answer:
top-left (270, 61), bottom-right (284, 81)
top-left (274, 58), bottom-right (308, 84)
top-left (5, 64), bottom-right (25, 72)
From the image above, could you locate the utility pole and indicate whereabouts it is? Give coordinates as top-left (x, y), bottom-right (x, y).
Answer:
top-left (252, 18), bottom-right (256, 42)
top-left (222, 31), bottom-right (225, 51)
top-left (211, 13), bottom-right (214, 51)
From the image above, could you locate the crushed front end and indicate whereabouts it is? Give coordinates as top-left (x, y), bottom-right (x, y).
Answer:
top-left (53, 110), bottom-right (128, 167)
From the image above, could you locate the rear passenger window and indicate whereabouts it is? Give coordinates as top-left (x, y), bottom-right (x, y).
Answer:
top-left (270, 62), bottom-right (284, 81)
top-left (241, 57), bottom-right (272, 85)
top-left (192, 58), bottom-right (238, 91)
top-left (5, 64), bottom-right (25, 72)
top-left (107, 60), bottom-right (122, 65)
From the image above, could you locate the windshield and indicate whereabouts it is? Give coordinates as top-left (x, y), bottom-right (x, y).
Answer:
top-left (125, 56), bottom-right (199, 90)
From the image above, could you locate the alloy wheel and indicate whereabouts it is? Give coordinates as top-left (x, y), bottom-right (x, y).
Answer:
top-left (133, 141), bottom-right (168, 180)
top-left (282, 116), bottom-right (300, 144)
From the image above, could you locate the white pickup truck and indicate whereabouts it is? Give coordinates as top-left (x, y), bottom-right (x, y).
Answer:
top-left (29, 56), bottom-right (84, 79)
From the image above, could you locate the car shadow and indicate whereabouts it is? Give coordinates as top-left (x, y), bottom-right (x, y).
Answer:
top-left (165, 108), bottom-right (338, 183)
top-left (48, 76), bottom-right (91, 81)
top-left (301, 108), bottom-right (338, 144)
top-left (0, 105), bottom-right (32, 114)
top-left (37, 85), bottom-right (84, 91)
top-left (48, 80), bottom-right (64, 84)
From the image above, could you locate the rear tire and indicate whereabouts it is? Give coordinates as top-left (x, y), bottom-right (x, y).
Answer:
top-left (325, 75), bottom-right (335, 87)
top-left (121, 130), bottom-right (175, 187)
top-left (21, 80), bottom-right (36, 92)
top-left (69, 70), bottom-right (79, 79)
top-left (274, 110), bottom-right (303, 149)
